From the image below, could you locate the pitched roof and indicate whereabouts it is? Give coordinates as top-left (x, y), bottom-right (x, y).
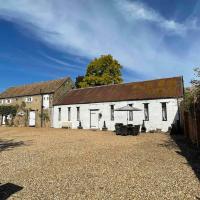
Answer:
top-left (0, 77), bottom-right (70, 98)
top-left (55, 76), bottom-right (184, 105)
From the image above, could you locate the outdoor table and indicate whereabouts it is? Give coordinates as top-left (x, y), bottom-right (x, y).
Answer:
top-left (115, 123), bottom-right (140, 136)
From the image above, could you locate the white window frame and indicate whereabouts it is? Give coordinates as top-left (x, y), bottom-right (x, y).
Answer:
top-left (25, 97), bottom-right (33, 103)
top-left (58, 108), bottom-right (61, 121)
top-left (161, 102), bottom-right (167, 121)
top-left (43, 94), bottom-right (50, 109)
top-left (144, 103), bottom-right (149, 121)
top-left (110, 105), bottom-right (114, 121)
top-left (6, 99), bottom-right (12, 104)
top-left (128, 104), bottom-right (133, 121)
top-left (68, 107), bottom-right (71, 121)
top-left (77, 107), bottom-right (80, 121)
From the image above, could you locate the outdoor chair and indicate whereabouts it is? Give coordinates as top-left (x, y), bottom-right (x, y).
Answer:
top-left (132, 125), bottom-right (140, 135)
top-left (115, 123), bottom-right (123, 135)
top-left (121, 125), bottom-right (128, 136)
top-left (127, 124), bottom-right (133, 127)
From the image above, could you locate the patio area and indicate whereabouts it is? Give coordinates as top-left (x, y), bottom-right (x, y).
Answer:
top-left (0, 127), bottom-right (199, 199)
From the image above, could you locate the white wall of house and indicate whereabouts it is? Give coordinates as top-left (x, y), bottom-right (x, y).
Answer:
top-left (53, 98), bottom-right (180, 132)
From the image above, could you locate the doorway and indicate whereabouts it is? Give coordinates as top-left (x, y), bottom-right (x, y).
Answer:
top-left (29, 111), bottom-right (36, 127)
top-left (90, 109), bottom-right (99, 129)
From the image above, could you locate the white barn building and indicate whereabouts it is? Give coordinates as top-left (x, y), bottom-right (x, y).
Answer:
top-left (53, 77), bottom-right (184, 132)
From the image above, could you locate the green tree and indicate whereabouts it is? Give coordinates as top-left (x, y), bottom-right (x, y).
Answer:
top-left (75, 76), bottom-right (85, 88)
top-left (183, 67), bottom-right (200, 113)
top-left (183, 88), bottom-right (194, 112)
top-left (79, 55), bottom-right (123, 88)
top-left (0, 105), bottom-right (17, 116)
top-left (191, 67), bottom-right (200, 97)
top-left (0, 105), bottom-right (17, 125)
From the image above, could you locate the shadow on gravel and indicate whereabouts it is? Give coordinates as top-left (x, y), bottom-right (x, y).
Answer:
top-left (171, 134), bottom-right (200, 182)
top-left (159, 134), bottom-right (200, 182)
top-left (0, 139), bottom-right (27, 152)
top-left (0, 183), bottom-right (23, 200)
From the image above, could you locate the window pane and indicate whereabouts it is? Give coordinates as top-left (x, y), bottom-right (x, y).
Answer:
top-left (77, 107), bottom-right (80, 121)
top-left (58, 108), bottom-right (61, 121)
top-left (144, 103), bottom-right (149, 121)
top-left (129, 104), bottom-right (133, 121)
top-left (162, 103), bottom-right (167, 121)
top-left (111, 105), bottom-right (114, 121)
top-left (68, 107), bottom-right (71, 121)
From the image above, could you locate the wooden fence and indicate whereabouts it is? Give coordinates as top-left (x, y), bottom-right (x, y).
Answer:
top-left (180, 102), bottom-right (200, 147)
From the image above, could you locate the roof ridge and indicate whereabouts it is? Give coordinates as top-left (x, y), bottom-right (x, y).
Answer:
top-left (7, 76), bottom-right (70, 89)
top-left (69, 76), bottom-right (183, 91)
top-left (0, 76), bottom-right (71, 99)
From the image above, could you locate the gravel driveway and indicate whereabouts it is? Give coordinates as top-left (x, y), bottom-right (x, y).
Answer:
top-left (0, 127), bottom-right (199, 199)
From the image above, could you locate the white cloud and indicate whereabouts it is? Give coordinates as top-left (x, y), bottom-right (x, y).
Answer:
top-left (116, 0), bottom-right (199, 35)
top-left (0, 0), bottom-right (199, 84)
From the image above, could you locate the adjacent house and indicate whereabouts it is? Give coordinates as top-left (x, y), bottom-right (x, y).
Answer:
top-left (0, 77), bottom-right (73, 127)
top-left (53, 77), bottom-right (184, 132)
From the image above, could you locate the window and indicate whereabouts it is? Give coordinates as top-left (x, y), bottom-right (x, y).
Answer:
top-left (161, 102), bottom-right (167, 121)
top-left (110, 105), bottom-right (114, 121)
top-left (77, 107), bottom-right (80, 121)
top-left (26, 97), bottom-right (32, 102)
top-left (58, 108), bottom-right (61, 121)
top-left (6, 99), bottom-right (11, 104)
top-left (144, 103), bottom-right (149, 121)
top-left (128, 104), bottom-right (133, 121)
top-left (0, 99), bottom-right (3, 104)
top-left (68, 107), bottom-right (71, 121)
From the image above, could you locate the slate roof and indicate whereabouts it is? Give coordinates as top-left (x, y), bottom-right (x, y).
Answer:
top-left (55, 76), bottom-right (184, 105)
top-left (0, 77), bottom-right (71, 98)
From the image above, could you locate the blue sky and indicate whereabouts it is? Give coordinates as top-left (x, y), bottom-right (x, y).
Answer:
top-left (0, 0), bottom-right (200, 92)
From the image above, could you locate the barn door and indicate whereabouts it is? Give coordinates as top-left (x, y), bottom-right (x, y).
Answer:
top-left (29, 111), bottom-right (36, 127)
top-left (90, 110), bottom-right (99, 129)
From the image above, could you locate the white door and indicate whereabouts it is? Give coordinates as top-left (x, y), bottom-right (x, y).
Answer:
top-left (2, 116), bottom-right (5, 125)
top-left (90, 110), bottom-right (99, 128)
top-left (29, 111), bottom-right (36, 127)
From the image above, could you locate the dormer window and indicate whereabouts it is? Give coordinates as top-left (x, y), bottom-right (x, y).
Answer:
top-left (26, 97), bottom-right (33, 102)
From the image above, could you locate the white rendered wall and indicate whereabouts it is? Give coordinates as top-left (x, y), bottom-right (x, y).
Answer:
top-left (53, 98), bottom-right (180, 132)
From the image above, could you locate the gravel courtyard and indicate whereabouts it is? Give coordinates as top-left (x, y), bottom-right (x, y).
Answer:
top-left (0, 127), bottom-right (199, 200)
